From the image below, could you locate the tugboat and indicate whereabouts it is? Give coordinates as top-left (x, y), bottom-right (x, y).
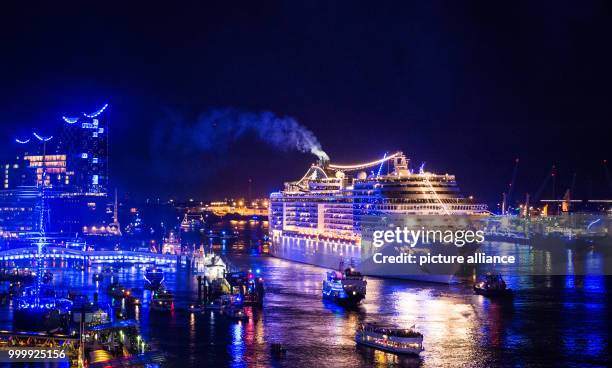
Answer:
top-left (225, 270), bottom-right (265, 306)
top-left (151, 288), bottom-right (174, 311)
top-left (473, 273), bottom-right (512, 297)
top-left (355, 323), bottom-right (424, 355)
top-left (322, 264), bottom-right (367, 306)
top-left (144, 266), bottom-right (165, 290)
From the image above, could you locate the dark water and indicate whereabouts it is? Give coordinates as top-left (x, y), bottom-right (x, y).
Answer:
top-left (1, 221), bottom-right (611, 367)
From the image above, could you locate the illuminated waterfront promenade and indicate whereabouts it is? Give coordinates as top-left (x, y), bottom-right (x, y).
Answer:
top-left (0, 246), bottom-right (181, 265)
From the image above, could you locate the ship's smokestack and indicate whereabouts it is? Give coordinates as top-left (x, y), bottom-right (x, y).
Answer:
top-left (318, 155), bottom-right (330, 168)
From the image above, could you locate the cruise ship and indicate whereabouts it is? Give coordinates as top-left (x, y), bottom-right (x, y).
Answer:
top-left (269, 152), bottom-right (489, 283)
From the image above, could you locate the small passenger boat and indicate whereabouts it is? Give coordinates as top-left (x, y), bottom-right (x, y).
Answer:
top-left (355, 323), bottom-right (424, 355)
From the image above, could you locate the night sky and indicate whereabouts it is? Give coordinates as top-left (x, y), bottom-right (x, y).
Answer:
top-left (1, 1), bottom-right (611, 205)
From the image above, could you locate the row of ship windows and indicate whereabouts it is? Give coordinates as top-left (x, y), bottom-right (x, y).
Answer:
top-left (372, 204), bottom-right (485, 211)
top-left (354, 198), bottom-right (473, 204)
top-left (273, 204), bottom-right (476, 215)
top-left (272, 206), bottom-right (486, 218)
top-left (272, 197), bottom-right (470, 204)
top-left (278, 204), bottom-right (484, 213)
top-left (351, 191), bottom-right (461, 197)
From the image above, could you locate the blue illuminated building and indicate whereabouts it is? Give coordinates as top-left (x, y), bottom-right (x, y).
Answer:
top-left (0, 187), bottom-right (41, 236)
top-left (0, 104), bottom-right (115, 239)
top-left (58, 103), bottom-right (110, 195)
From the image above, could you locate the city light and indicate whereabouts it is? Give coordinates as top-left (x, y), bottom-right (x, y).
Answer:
top-left (32, 132), bottom-right (53, 142)
top-left (83, 103), bottom-right (109, 118)
top-left (62, 116), bottom-right (79, 124)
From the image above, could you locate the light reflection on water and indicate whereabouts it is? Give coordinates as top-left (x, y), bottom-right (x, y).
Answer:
top-left (0, 221), bottom-right (610, 367)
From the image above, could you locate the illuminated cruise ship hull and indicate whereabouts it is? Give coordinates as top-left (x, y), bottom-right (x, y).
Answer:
top-left (270, 222), bottom-right (481, 284)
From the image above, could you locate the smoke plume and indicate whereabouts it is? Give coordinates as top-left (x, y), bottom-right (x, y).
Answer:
top-left (182, 108), bottom-right (329, 160)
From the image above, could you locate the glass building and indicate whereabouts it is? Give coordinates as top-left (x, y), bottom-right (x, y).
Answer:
top-left (58, 104), bottom-right (109, 194)
top-left (0, 187), bottom-right (41, 237)
top-left (0, 104), bottom-right (113, 237)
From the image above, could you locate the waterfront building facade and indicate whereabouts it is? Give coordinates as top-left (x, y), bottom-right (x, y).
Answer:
top-left (0, 104), bottom-right (114, 238)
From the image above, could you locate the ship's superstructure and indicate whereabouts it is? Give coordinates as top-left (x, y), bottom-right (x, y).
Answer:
top-left (269, 152), bottom-right (488, 281)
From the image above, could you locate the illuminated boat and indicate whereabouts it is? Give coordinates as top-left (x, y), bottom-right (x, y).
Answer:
top-left (13, 304), bottom-right (64, 333)
top-left (355, 323), bottom-right (424, 355)
top-left (13, 286), bottom-right (70, 333)
top-left (205, 229), bottom-right (238, 239)
top-left (151, 288), bottom-right (174, 311)
top-left (269, 151), bottom-right (489, 283)
top-left (473, 273), bottom-right (512, 297)
top-left (188, 303), bottom-right (205, 313)
top-left (222, 304), bottom-right (248, 320)
top-left (85, 320), bottom-right (161, 367)
top-left (204, 295), bottom-right (232, 310)
top-left (225, 270), bottom-right (265, 306)
top-left (191, 246), bottom-right (227, 279)
top-left (180, 212), bottom-right (205, 231)
top-left (322, 266), bottom-right (366, 305)
top-left (143, 266), bottom-right (164, 290)
top-left (70, 295), bottom-right (110, 327)
top-left (161, 231), bottom-right (181, 255)
top-left (107, 282), bottom-right (131, 300)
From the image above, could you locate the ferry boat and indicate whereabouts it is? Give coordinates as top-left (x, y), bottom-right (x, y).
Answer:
top-left (355, 323), bottom-right (424, 355)
top-left (322, 263), bottom-right (366, 305)
top-left (269, 152), bottom-right (489, 283)
top-left (180, 212), bottom-right (205, 231)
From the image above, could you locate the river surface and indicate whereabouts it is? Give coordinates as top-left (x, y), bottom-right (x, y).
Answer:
top-left (1, 221), bottom-right (610, 367)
